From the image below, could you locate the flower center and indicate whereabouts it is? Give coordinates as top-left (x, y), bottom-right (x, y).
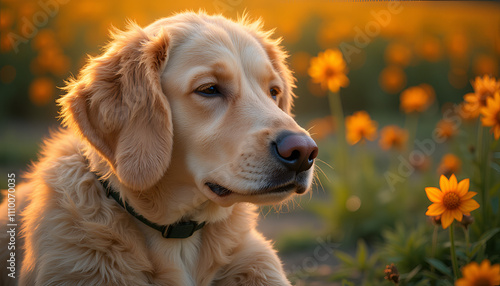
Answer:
top-left (473, 277), bottom-right (491, 286)
top-left (479, 91), bottom-right (492, 106)
top-left (390, 137), bottom-right (400, 146)
top-left (324, 66), bottom-right (337, 78)
top-left (442, 192), bottom-right (460, 210)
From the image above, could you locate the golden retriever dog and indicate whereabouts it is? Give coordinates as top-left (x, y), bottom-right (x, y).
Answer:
top-left (0, 12), bottom-right (318, 285)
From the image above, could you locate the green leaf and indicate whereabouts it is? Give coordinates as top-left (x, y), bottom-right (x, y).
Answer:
top-left (470, 227), bottom-right (500, 257)
top-left (403, 264), bottom-right (422, 282)
top-left (414, 279), bottom-right (432, 286)
top-left (367, 251), bottom-right (379, 268)
top-left (335, 250), bottom-right (355, 267)
top-left (330, 268), bottom-right (355, 281)
top-left (341, 279), bottom-right (355, 286)
top-left (489, 182), bottom-right (500, 196)
top-left (490, 139), bottom-right (499, 150)
top-left (426, 258), bottom-right (452, 278)
top-left (421, 270), bottom-right (442, 280)
top-left (356, 239), bottom-right (368, 268)
top-left (436, 279), bottom-right (454, 286)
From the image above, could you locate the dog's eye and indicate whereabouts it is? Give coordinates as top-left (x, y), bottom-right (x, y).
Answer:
top-left (195, 84), bottom-right (220, 97)
top-left (270, 87), bottom-right (281, 101)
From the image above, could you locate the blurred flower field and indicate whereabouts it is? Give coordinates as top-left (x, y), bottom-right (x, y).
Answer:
top-left (1, 0), bottom-right (500, 285)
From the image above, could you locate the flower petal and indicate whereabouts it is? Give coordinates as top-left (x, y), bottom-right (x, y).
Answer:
top-left (441, 211), bottom-right (454, 229)
top-left (457, 178), bottom-right (469, 197)
top-left (494, 126), bottom-right (500, 140)
top-left (449, 174), bottom-right (458, 191)
top-left (461, 191), bottom-right (477, 201)
top-left (462, 262), bottom-right (479, 279)
top-left (452, 209), bottom-right (463, 221)
top-left (426, 203), bottom-right (446, 216)
top-left (491, 263), bottom-right (500, 274)
top-left (481, 117), bottom-right (496, 126)
top-left (458, 199), bottom-right (480, 213)
top-left (480, 259), bottom-right (491, 269)
top-left (464, 93), bottom-right (476, 102)
top-left (491, 265), bottom-right (500, 284)
top-left (346, 132), bottom-right (360, 145)
top-left (425, 187), bottom-right (443, 203)
top-left (440, 175), bottom-right (450, 192)
top-left (327, 80), bottom-right (340, 93)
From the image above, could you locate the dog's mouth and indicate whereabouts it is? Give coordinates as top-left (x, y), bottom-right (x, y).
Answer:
top-left (206, 182), bottom-right (233, 197)
top-left (205, 182), bottom-right (304, 197)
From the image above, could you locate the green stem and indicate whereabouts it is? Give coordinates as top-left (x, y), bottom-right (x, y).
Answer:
top-left (404, 112), bottom-right (419, 155)
top-left (482, 129), bottom-right (491, 222)
top-left (328, 91), bottom-right (347, 177)
top-left (449, 222), bottom-right (460, 280)
top-left (401, 113), bottom-right (419, 202)
top-left (463, 226), bottom-right (470, 259)
top-left (431, 225), bottom-right (438, 273)
top-left (476, 124), bottom-right (490, 232)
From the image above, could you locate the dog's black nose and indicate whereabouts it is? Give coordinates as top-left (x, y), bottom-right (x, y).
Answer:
top-left (273, 132), bottom-right (318, 173)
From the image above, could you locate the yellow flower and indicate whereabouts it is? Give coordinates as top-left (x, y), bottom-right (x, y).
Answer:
top-left (458, 102), bottom-right (478, 122)
top-left (463, 75), bottom-right (500, 118)
top-left (480, 91), bottom-right (500, 139)
top-left (0, 9), bottom-right (14, 31)
top-left (32, 29), bottom-right (57, 51)
top-left (400, 84), bottom-right (435, 113)
top-left (446, 32), bottom-right (468, 60)
top-left (416, 35), bottom-right (442, 62)
top-left (456, 260), bottom-right (500, 286)
top-left (345, 111), bottom-right (377, 145)
top-left (308, 49), bottom-right (349, 93)
top-left (436, 119), bottom-right (457, 141)
top-left (0, 34), bottom-right (13, 52)
top-left (385, 42), bottom-right (412, 67)
top-left (379, 65), bottom-right (407, 94)
top-left (29, 77), bottom-right (55, 106)
top-left (473, 54), bottom-right (499, 78)
top-left (379, 125), bottom-right (408, 151)
top-left (425, 174), bottom-right (479, 229)
top-left (33, 46), bottom-right (71, 76)
top-left (437, 154), bottom-right (462, 177)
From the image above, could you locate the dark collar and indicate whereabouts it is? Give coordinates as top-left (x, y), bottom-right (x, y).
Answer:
top-left (96, 177), bottom-right (205, 239)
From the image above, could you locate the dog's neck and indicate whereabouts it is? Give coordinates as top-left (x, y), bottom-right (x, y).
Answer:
top-left (83, 143), bottom-right (234, 226)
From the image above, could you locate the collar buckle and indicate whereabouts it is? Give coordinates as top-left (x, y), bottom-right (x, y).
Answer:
top-left (162, 221), bottom-right (206, 239)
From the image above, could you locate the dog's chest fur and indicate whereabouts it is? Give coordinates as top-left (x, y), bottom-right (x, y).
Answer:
top-left (139, 223), bottom-right (202, 285)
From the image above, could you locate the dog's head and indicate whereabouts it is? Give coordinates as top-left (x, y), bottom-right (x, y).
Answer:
top-left (60, 13), bottom-right (317, 207)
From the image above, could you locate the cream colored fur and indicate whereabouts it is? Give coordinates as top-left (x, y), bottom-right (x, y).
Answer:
top-left (0, 12), bottom-right (315, 285)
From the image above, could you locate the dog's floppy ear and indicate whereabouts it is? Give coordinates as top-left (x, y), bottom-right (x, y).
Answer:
top-left (59, 23), bottom-right (172, 190)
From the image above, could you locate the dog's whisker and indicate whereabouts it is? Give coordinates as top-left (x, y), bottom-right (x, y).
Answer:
top-left (204, 162), bottom-right (234, 177)
top-left (316, 158), bottom-right (334, 171)
top-left (314, 164), bottom-right (330, 184)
